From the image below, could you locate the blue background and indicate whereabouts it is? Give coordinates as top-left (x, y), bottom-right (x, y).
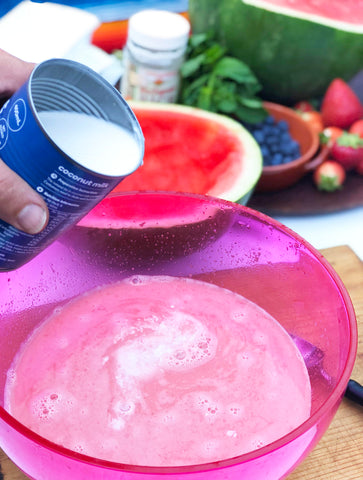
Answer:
top-left (0, 1), bottom-right (189, 21)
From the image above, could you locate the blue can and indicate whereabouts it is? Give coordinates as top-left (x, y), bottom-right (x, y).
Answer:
top-left (0, 58), bottom-right (144, 271)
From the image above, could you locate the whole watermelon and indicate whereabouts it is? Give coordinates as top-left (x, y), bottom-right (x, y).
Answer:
top-left (188, 0), bottom-right (363, 105)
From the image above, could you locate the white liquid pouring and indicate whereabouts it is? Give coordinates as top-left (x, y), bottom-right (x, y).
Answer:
top-left (38, 110), bottom-right (142, 177)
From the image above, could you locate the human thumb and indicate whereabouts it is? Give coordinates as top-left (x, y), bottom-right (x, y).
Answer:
top-left (0, 159), bottom-right (49, 234)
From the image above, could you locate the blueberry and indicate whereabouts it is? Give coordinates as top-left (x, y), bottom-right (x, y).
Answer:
top-left (277, 120), bottom-right (289, 131)
top-left (260, 145), bottom-right (269, 157)
top-left (284, 140), bottom-right (298, 155)
top-left (271, 125), bottom-right (281, 136)
top-left (243, 114), bottom-right (302, 168)
top-left (263, 155), bottom-right (272, 166)
top-left (290, 143), bottom-right (301, 157)
top-left (283, 155), bottom-right (293, 164)
top-left (253, 130), bottom-right (265, 143)
top-left (260, 125), bottom-right (270, 136)
top-left (265, 115), bottom-right (275, 125)
top-left (265, 135), bottom-right (279, 145)
top-left (270, 144), bottom-right (280, 153)
top-left (292, 149), bottom-right (301, 159)
top-left (281, 132), bottom-right (291, 143)
top-left (280, 143), bottom-right (291, 154)
top-left (271, 153), bottom-right (283, 165)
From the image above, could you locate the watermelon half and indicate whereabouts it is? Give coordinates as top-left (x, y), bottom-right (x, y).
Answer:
top-left (64, 192), bottom-right (235, 266)
top-left (188, 0), bottom-right (363, 105)
top-left (111, 102), bottom-right (262, 205)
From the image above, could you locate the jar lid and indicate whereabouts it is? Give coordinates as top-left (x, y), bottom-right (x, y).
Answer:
top-left (128, 9), bottom-right (190, 51)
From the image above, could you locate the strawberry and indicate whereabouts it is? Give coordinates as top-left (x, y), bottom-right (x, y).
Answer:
top-left (349, 119), bottom-right (363, 139)
top-left (330, 132), bottom-right (363, 170)
top-left (319, 126), bottom-right (344, 150)
top-left (299, 111), bottom-right (324, 134)
top-left (357, 158), bottom-right (363, 175)
top-left (294, 101), bottom-right (315, 113)
top-left (321, 78), bottom-right (363, 129)
top-left (313, 161), bottom-right (346, 192)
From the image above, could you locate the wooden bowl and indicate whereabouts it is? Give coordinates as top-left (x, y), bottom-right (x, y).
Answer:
top-left (256, 102), bottom-right (326, 192)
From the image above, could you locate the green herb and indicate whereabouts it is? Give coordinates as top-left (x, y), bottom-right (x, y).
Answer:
top-left (178, 32), bottom-right (267, 124)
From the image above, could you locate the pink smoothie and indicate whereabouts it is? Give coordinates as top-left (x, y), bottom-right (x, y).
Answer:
top-left (5, 276), bottom-right (311, 466)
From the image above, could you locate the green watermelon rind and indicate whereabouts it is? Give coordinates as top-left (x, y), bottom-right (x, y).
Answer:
top-left (129, 101), bottom-right (263, 205)
top-left (188, 0), bottom-right (363, 104)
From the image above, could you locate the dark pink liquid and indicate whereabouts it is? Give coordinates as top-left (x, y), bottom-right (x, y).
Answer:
top-left (5, 276), bottom-right (311, 466)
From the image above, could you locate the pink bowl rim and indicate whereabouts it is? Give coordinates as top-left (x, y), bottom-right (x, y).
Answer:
top-left (0, 191), bottom-right (358, 474)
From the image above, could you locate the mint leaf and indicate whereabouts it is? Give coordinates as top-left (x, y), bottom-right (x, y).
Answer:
top-left (178, 32), bottom-right (267, 124)
top-left (235, 104), bottom-right (267, 123)
top-left (197, 86), bottom-right (214, 111)
top-left (188, 32), bottom-right (209, 49)
top-left (214, 82), bottom-right (238, 113)
top-left (213, 57), bottom-right (257, 84)
top-left (203, 44), bottom-right (226, 66)
top-left (239, 97), bottom-right (264, 109)
top-left (180, 54), bottom-right (205, 78)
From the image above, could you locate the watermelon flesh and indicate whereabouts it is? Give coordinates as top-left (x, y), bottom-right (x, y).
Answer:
top-left (189, 0), bottom-right (363, 104)
top-left (111, 103), bottom-right (262, 205)
top-left (252, 0), bottom-right (363, 26)
top-left (114, 110), bottom-right (240, 193)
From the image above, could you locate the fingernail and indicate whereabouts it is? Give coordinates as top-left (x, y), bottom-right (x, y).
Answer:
top-left (17, 204), bottom-right (47, 234)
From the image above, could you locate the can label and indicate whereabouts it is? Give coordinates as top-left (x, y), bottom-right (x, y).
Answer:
top-left (0, 59), bottom-right (144, 271)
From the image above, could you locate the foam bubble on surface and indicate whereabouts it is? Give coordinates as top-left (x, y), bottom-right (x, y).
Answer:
top-left (228, 404), bottom-right (245, 418)
top-left (115, 400), bottom-right (135, 416)
top-left (114, 311), bottom-right (218, 387)
top-left (231, 309), bottom-right (247, 323)
top-left (109, 417), bottom-right (125, 431)
top-left (253, 331), bottom-right (268, 345)
top-left (72, 442), bottom-right (87, 454)
top-left (30, 391), bottom-right (74, 420)
top-left (161, 413), bottom-right (177, 425)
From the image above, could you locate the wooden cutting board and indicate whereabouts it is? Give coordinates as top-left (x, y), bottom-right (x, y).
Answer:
top-left (289, 245), bottom-right (363, 480)
top-left (1, 245), bottom-right (362, 480)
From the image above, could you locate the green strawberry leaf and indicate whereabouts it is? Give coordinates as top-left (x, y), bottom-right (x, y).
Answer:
top-left (337, 132), bottom-right (363, 148)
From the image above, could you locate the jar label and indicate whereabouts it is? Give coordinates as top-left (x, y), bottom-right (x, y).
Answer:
top-left (122, 65), bottom-right (180, 103)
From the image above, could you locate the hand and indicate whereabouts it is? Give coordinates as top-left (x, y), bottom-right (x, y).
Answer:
top-left (0, 49), bottom-right (49, 234)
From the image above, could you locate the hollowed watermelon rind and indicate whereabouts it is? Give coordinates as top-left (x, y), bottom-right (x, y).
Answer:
top-left (113, 102), bottom-right (263, 206)
top-left (189, 0), bottom-right (363, 105)
top-left (66, 192), bottom-right (235, 267)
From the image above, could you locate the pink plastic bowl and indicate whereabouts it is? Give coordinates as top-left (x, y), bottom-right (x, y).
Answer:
top-left (0, 192), bottom-right (357, 480)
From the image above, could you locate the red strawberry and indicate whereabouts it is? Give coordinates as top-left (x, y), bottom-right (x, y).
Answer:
top-left (313, 160), bottom-right (346, 192)
top-left (294, 101), bottom-right (315, 112)
top-left (330, 132), bottom-right (363, 170)
top-left (319, 126), bottom-right (344, 150)
top-left (321, 78), bottom-right (363, 129)
top-left (349, 119), bottom-right (363, 139)
top-left (299, 111), bottom-right (323, 134)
